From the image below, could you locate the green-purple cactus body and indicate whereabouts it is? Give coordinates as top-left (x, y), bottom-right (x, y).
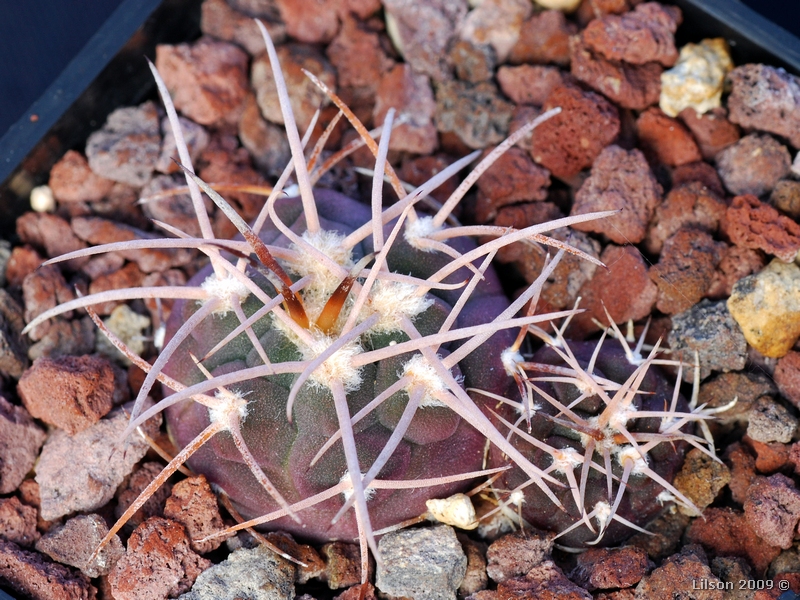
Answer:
top-left (164, 189), bottom-right (517, 541)
top-left (489, 340), bottom-right (689, 547)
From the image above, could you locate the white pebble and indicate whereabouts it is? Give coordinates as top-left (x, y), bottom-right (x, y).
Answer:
top-left (30, 185), bottom-right (55, 212)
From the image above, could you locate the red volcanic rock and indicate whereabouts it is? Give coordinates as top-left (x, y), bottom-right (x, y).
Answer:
top-left (725, 444), bottom-right (760, 506)
top-left (587, 0), bottom-right (631, 17)
top-left (450, 40), bottom-right (496, 84)
top-left (275, 0), bottom-right (380, 44)
top-left (474, 146), bottom-right (550, 222)
top-left (115, 462), bottom-right (172, 532)
top-left (582, 2), bottom-right (682, 66)
top-left (635, 546), bottom-right (721, 600)
top-left (0, 397), bottom-right (45, 494)
top-left (744, 437), bottom-right (790, 474)
top-left (678, 107), bottom-right (740, 160)
top-left (716, 134), bottom-right (791, 197)
top-left (155, 116), bottom-right (209, 175)
top-left (486, 529), bottom-right (554, 583)
top-left (0, 540), bottom-right (96, 600)
top-left (0, 497), bottom-right (39, 547)
top-left (200, 0), bottom-right (286, 55)
top-left (49, 150), bottom-right (114, 204)
top-left (570, 35), bottom-right (662, 110)
top-left (328, 15), bottom-right (394, 118)
top-left (71, 216), bottom-right (194, 272)
top-left (645, 182), bottom-right (727, 254)
top-left (6, 246), bottom-right (44, 289)
top-left (636, 107), bottom-right (702, 167)
top-left (530, 83), bottom-right (620, 180)
top-left (727, 64), bottom-right (800, 149)
top-left (725, 194), bottom-right (800, 262)
top-left (671, 161), bottom-right (725, 197)
top-left (374, 64), bottom-right (438, 154)
top-left (508, 10), bottom-right (576, 66)
top-left (398, 155), bottom-right (460, 205)
top-left (35, 513), bottom-right (124, 578)
top-left (238, 94), bottom-right (291, 177)
top-left (570, 145), bottom-right (661, 243)
top-left (22, 264), bottom-right (75, 341)
top-left (649, 228), bottom-right (725, 314)
top-left (164, 475), bottom-right (232, 554)
top-left (198, 136), bottom-right (267, 225)
top-left (571, 546), bottom-right (650, 590)
top-left (489, 202), bottom-right (601, 313)
top-left (86, 262), bottom-right (145, 316)
top-left (744, 474), bottom-right (800, 549)
top-left (775, 352), bottom-right (800, 409)
top-left (569, 244), bottom-right (657, 336)
top-left (708, 245), bottom-right (767, 299)
top-left (251, 43), bottom-right (336, 134)
top-left (16, 212), bottom-right (88, 272)
top-left (497, 64), bottom-right (563, 106)
top-left (18, 354), bottom-right (116, 435)
top-left (156, 39), bottom-right (249, 127)
top-left (686, 507), bottom-right (781, 573)
top-left (496, 560), bottom-right (592, 600)
top-left (108, 517), bottom-right (210, 600)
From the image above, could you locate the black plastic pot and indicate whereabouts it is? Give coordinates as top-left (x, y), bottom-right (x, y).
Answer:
top-left (0, 0), bottom-right (201, 240)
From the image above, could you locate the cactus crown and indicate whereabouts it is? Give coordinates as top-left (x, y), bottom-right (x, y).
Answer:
top-left (22, 19), bottom-right (721, 578)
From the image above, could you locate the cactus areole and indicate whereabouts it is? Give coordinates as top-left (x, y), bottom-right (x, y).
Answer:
top-left (163, 190), bottom-right (516, 542)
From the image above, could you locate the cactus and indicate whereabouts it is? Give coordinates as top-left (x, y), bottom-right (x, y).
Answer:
top-left (22, 19), bottom-right (722, 577)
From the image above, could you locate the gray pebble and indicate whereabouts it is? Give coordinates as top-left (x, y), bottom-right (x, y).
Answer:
top-left (179, 545), bottom-right (295, 600)
top-left (35, 405), bottom-right (160, 520)
top-left (86, 102), bottom-right (161, 187)
top-left (669, 299), bottom-right (748, 381)
top-left (36, 513), bottom-right (124, 578)
top-left (376, 525), bottom-right (467, 600)
top-left (747, 396), bottom-right (797, 444)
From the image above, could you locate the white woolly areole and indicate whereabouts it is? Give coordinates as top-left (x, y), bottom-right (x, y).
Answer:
top-left (616, 446), bottom-right (649, 474)
top-left (501, 348), bottom-right (524, 376)
top-left (402, 354), bottom-right (449, 407)
top-left (304, 331), bottom-right (364, 392)
top-left (340, 471), bottom-right (376, 502)
top-left (579, 416), bottom-right (618, 450)
top-left (404, 215), bottom-right (442, 252)
top-left (551, 447), bottom-right (583, 473)
top-left (285, 230), bottom-right (353, 317)
top-left (515, 400), bottom-right (540, 418)
top-left (208, 389), bottom-right (249, 424)
top-left (607, 403), bottom-right (638, 431)
top-left (509, 490), bottom-right (525, 506)
top-left (594, 501), bottom-right (612, 529)
top-left (201, 273), bottom-right (251, 314)
top-left (363, 280), bottom-right (433, 333)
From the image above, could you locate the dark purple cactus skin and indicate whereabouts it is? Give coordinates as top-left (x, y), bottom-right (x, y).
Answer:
top-left (163, 189), bottom-right (517, 542)
top-left (488, 339), bottom-right (689, 547)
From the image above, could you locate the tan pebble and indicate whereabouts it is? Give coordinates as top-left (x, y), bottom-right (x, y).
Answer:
top-left (426, 493), bottom-right (479, 529)
top-left (660, 38), bottom-right (733, 117)
top-left (534, 0), bottom-right (582, 12)
top-left (727, 259), bottom-right (800, 358)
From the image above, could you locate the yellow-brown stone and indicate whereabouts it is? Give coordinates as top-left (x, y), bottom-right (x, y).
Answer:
top-left (727, 259), bottom-right (800, 358)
